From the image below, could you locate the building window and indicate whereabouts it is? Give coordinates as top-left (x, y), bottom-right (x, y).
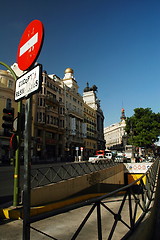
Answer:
top-left (38, 98), bottom-right (43, 106)
top-left (43, 113), bottom-right (46, 123)
top-left (54, 117), bottom-right (56, 125)
top-left (6, 98), bottom-right (11, 108)
top-left (59, 107), bottom-right (62, 114)
top-left (50, 116), bottom-right (53, 124)
top-left (8, 80), bottom-right (13, 89)
top-left (47, 115), bottom-right (49, 124)
top-left (39, 112), bottom-right (42, 122)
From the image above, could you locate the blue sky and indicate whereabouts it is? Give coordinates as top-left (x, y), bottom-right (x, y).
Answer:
top-left (1, 0), bottom-right (160, 127)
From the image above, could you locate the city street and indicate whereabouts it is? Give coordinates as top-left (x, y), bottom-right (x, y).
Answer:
top-left (0, 163), bottom-right (61, 204)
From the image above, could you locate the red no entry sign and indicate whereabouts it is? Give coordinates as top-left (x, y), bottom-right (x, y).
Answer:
top-left (17, 20), bottom-right (44, 71)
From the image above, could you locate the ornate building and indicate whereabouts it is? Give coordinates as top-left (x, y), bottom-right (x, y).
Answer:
top-left (0, 65), bottom-right (105, 163)
top-left (62, 68), bottom-right (85, 159)
top-left (0, 70), bottom-right (18, 163)
top-left (104, 108), bottom-right (127, 151)
top-left (83, 101), bottom-right (97, 158)
top-left (83, 83), bottom-right (105, 151)
top-left (32, 71), bottom-right (65, 161)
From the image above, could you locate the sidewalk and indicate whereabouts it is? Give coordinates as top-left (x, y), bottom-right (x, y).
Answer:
top-left (0, 195), bottom-right (132, 240)
top-left (1, 193), bottom-right (159, 240)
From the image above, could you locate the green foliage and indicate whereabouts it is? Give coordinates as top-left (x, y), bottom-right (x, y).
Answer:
top-left (125, 108), bottom-right (160, 148)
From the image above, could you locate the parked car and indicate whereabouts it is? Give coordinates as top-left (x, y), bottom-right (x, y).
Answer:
top-left (147, 156), bottom-right (154, 162)
top-left (114, 155), bottom-right (127, 163)
top-left (105, 152), bottom-right (112, 159)
top-left (88, 155), bottom-right (110, 163)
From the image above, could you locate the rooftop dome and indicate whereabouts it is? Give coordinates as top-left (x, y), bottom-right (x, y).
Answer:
top-left (64, 68), bottom-right (74, 74)
top-left (84, 82), bottom-right (90, 92)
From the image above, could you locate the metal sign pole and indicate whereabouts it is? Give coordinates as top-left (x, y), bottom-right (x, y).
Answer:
top-left (23, 96), bottom-right (32, 240)
top-left (76, 147), bottom-right (79, 161)
top-left (81, 148), bottom-right (83, 161)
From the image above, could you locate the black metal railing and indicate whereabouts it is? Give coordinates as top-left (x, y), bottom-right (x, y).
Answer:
top-left (27, 159), bottom-right (159, 239)
top-left (31, 160), bottom-right (116, 188)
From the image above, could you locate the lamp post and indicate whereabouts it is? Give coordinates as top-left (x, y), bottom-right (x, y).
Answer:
top-left (130, 122), bottom-right (135, 162)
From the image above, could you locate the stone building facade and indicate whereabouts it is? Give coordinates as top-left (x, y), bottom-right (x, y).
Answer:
top-left (32, 71), bottom-right (65, 161)
top-left (104, 108), bottom-right (127, 151)
top-left (0, 66), bottom-right (105, 163)
top-left (0, 70), bottom-right (18, 162)
top-left (83, 83), bottom-right (105, 151)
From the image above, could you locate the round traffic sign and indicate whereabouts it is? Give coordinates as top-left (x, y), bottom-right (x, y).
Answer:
top-left (17, 19), bottom-right (44, 71)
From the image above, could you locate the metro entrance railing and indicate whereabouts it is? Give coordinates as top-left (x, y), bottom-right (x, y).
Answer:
top-left (26, 159), bottom-right (159, 240)
top-left (31, 161), bottom-right (115, 188)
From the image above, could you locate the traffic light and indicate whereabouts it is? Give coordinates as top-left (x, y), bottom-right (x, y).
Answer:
top-left (2, 108), bottom-right (14, 131)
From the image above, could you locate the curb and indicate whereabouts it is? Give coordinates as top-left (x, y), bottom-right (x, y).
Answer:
top-left (0, 193), bottom-right (107, 220)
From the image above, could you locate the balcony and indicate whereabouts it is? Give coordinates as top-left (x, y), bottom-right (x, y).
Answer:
top-left (46, 95), bottom-right (59, 106)
top-left (67, 109), bottom-right (83, 120)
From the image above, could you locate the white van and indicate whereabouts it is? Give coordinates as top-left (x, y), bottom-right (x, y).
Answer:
top-left (88, 155), bottom-right (108, 163)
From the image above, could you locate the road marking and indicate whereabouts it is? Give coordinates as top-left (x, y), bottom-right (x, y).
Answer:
top-left (19, 32), bottom-right (38, 56)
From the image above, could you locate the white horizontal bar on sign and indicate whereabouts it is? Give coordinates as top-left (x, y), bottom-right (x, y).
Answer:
top-left (19, 32), bottom-right (38, 56)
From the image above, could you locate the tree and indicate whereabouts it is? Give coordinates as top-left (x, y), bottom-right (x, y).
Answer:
top-left (125, 108), bottom-right (160, 148)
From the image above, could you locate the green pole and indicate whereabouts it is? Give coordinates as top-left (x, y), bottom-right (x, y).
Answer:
top-left (13, 102), bottom-right (22, 207)
top-left (0, 62), bottom-right (17, 80)
top-left (0, 61), bottom-right (22, 206)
